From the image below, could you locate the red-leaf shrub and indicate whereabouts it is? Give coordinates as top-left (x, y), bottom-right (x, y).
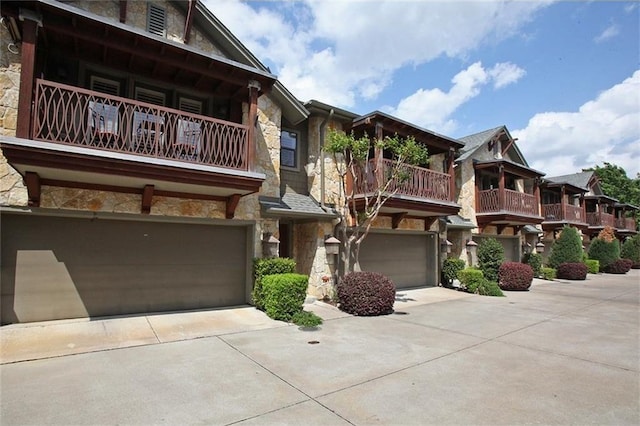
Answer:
top-left (557, 262), bottom-right (588, 280)
top-left (604, 259), bottom-right (632, 274)
top-left (498, 262), bottom-right (533, 291)
top-left (337, 272), bottom-right (396, 316)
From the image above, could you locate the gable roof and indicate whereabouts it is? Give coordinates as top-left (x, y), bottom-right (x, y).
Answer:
top-left (173, 0), bottom-right (309, 125)
top-left (546, 171), bottom-right (604, 195)
top-left (457, 125), bottom-right (528, 166)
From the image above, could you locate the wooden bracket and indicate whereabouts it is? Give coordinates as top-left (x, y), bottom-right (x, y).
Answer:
top-left (513, 225), bottom-right (522, 235)
top-left (424, 217), bottom-right (437, 231)
top-left (119, 0), bottom-right (127, 23)
top-left (25, 171), bottom-right (40, 207)
top-left (226, 194), bottom-right (241, 219)
top-left (497, 224), bottom-right (507, 235)
top-left (183, 0), bottom-right (196, 43)
top-left (391, 212), bottom-right (407, 229)
top-left (141, 184), bottom-right (154, 214)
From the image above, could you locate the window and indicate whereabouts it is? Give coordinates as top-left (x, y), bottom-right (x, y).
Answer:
top-left (90, 76), bottom-right (120, 96)
top-left (280, 130), bottom-right (298, 168)
top-left (134, 87), bottom-right (166, 106)
top-left (147, 3), bottom-right (167, 37)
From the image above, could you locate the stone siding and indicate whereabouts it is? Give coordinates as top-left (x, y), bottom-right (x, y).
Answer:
top-left (293, 221), bottom-right (336, 299)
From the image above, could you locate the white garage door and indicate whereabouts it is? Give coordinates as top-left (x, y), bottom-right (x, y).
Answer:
top-left (358, 232), bottom-right (438, 289)
top-left (1, 213), bottom-right (249, 324)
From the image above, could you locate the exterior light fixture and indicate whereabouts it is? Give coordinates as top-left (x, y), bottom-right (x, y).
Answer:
top-left (441, 238), bottom-right (453, 254)
top-left (324, 235), bottom-right (341, 256)
top-left (535, 242), bottom-right (545, 254)
top-left (262, 233), bottom-right (280, 258)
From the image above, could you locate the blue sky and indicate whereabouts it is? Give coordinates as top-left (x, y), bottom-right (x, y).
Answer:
top-left (205, 0), bottom-right (640, 178)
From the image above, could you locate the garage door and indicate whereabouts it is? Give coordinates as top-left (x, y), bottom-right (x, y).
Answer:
top-left (358, 232), bottom-right (437, 289)
top-left (1, 213), bottom-right (248, 324)
top-left (473, 236), bottom-right (520, 262)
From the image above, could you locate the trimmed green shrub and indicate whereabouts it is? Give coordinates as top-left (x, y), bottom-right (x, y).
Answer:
top-left (621, 235), bottom-right (640, 268)
top-left (262, 273), bottom-right (309, 321)
top-left (548, 226), bottom-right (584, 269)
top-left (588, 238), bottom-right (620, 272)
top-left (541, 267), bottom-right (556, 281)
top-left (337, 272), bottom-right (396, 316)
top-left (441, 258), bottom-right (466, 287)
top-left (457, 268), bottom-right (504, 296)
top-left (604, 259), bottom-right (632, 274)
top-left (477, 238), bottom-right (505, 282)
top-left (292, 310), bottom-right (323, 328)
top-left (522, 252), bottom-right (542, 277)
top-left (584, 259), bottom-right (600, 274)
top-left (253, 257), bottom-right (296, 310)
top-left (557, 262), bottom-right (587, 280)
top-left (498, 262), bottom-right (534, 291)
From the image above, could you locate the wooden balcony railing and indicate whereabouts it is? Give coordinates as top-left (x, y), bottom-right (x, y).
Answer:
top-left (541, 203), bottom-right (585, 223)
top-left (477, 188), bottom-right (539, 216)
top-left (352, 158), bottom-right (451, 202)
top-left (615, 217), bottom-right (638, 231)
top-left (31, 79), bottom-right (250, 171)
top-left (586, 212), bottom-right (615, 228)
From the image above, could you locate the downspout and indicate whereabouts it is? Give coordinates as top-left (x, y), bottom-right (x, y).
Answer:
top-left (319, 109), bottom-right (334, 209)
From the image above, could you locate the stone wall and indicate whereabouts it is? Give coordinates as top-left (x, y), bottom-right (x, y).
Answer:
top-left (307, 116), bottom-right (343, 206)
top-left (293, 221), bottom-right (336, 299)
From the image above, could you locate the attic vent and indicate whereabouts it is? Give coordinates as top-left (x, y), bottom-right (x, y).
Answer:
top-left (90, 76), bottom-right (120, 96)
top-left (147, 4), bottom-right (167, 37)
top-left (179, 98), bottom-right (203, 115)
top-left (135, 87), bottom-right (166, 106)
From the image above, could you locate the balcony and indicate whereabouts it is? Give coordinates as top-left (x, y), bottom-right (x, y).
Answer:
top-left (541, 203), bottom-right (587, 225)
top-left (478, 189), bottom-right (539, 216)
top-left (33, 80), bottom-right (250, 171)
top-left (349, 158), bottom-right (459, 218)
top-left (586, 212), bottom-right (616, 228)
top-left (615, 217), bottom-right (638, 233)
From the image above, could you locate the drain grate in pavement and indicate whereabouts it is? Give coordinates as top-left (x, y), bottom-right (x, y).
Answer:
top-left (394, 311), bottom-right (408, 315)
top-left (308, 340), bottom-right (320, 345)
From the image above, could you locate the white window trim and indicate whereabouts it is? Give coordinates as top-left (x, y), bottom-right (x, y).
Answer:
top-left (280, 129), bottom-right (300, 171)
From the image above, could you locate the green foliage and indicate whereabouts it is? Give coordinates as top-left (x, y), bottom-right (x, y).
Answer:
top-left (588, 163), bottom-right (640, 211)
top-left (457, 268), bottom-right (484, 289)
top-left (621, 235), bottom-right (640, 266)
top-left (325, 128), bottom-right (371, 163)
top-left (588, 238), bottom-right (620, 272)
top-left (522, 252), bottom-right (542, 277)
top-left (548, 226), bottom-right (584, 269)
top-left (541, 267), bottom-right (557, 281)
top-left (262, 273), bottom-right (309, 321)
top-left (441, 258), bottom-right (466, 287)
top-left (252, 258), bottom-right (296, 310)
top-left (584, 259), bottom-right (600, 274)
top-left (291, 310), bottom-right (323, 328)
top-left (477, 238), bottom-right (505, 282)
top-left (457, 268), bottom-right (503, 296)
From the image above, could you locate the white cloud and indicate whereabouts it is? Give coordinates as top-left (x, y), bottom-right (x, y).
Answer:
top-left (385, 62), bottom-right (525, 133)
top-left (205, 0), bottom-right (550, 108)
top-left (594, 24), bottom-right (620, 43)
top-left (513, 70), bottom-right (640, 178)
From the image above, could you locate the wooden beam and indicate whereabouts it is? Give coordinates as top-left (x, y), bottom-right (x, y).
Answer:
top-left (183, 0), bottom-right (196, 44)
top-left (226, 194), bottom-right (241, 219)
top-left (246, 83), bottom-right (259, 172)
top-left (448, 148), bottom-right (455, 202)
top-left (25, 171), bottom-right (40, 207)
top-left (424, 217), bottom-right (437, 231)
top-left (16, 19), bottom-right (38, 138)
top-left (513, 225), bottom-right (522, 235)
top-left (497, 224), bottom-right (507, 235)
top-left (119, 1), bottom-right (127, 24)
top-left (391, 212), bottom-right (407, 229)
top-left (141, 184), bottom-right (154, 214)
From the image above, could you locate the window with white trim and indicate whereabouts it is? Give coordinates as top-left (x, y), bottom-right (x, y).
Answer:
top-left (280, 130), bottom-right (298, 168)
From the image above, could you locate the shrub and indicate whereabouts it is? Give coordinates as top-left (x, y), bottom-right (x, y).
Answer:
top-left (522, 252), bottom-right (542, 277)
top-left (556, 262), bottom-right (588, 280)
top-left (262, 273), bottom-right (309, 321)
top-left (457, 268), bottom-right (504, 296)
top-left (588, 238), bottom-right (620, 272)
top-left (584, 259), bottom-right (600, 274)
top-left (291, 310), bottom-right (323, 328)
top-left (621, 235), bottom-right (640, 268)
top-left (597, 225), bottom-right (617, 243)
top-left (604, 259), bottom-right (632, 274)
top-left (337, 272), bottom-right (396, 316)
top-left (541, 267), bottom-right (556, 281)
top-left (253, 258), bottom-right (296, 310)
top-left (498, 262), bottom-right (534, 291)
top-left (477, 238), bottom-right (505, 282)
top-left (441, 258), bottom-right (466, 287)
top-left (548, 226), bottom-right (583, 269)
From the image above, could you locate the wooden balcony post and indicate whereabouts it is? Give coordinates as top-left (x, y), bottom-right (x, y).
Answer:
top-left (374, 122), bottom-right (384, 186)
top-left (448, 148), bottom-right (455, 202)
top-left (247, 80), bottom-right (260, 172)
top-left (498, 165), bottom-right (505, 210)
top-left (474, 169), bottom-right (480, 213)
top-left (17, 18), bottom-right (39, 139)
top-left (560, 184), bottom-right (566, 220)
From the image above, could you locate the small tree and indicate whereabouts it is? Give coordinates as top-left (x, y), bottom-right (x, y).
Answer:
top-left (548, 226), bottom-right (583, 269)
top-left (621, 235), bottom-right (640, 268)
top-left (477, 238), bottom-right (505, 282)
top-left (588, 226), bottom-right (620, 272)
top-left (326, 128), bottom-right (429, 275)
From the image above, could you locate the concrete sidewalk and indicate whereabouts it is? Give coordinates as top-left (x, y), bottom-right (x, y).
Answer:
top-left (1, 271), bottom-right (638, 425)
top-left (0, 286), bottom-right (469, 364)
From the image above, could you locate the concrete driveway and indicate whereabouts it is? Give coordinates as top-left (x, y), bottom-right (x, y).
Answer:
top-left (1, 271), bottom-right (638, 425)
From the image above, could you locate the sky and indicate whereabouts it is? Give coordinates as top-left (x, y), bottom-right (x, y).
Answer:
top-left (203, 0), bottom-right (640, 178)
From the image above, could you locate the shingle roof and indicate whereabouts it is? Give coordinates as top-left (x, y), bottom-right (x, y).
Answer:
top-left (259, 193), bottom-right (337, 219)
top-left (545, 171), bottom-right (593, 189)
top-left (444, 215), bottom-right (476, 229)
top-left (456, 126), bottom-right (504, 162)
